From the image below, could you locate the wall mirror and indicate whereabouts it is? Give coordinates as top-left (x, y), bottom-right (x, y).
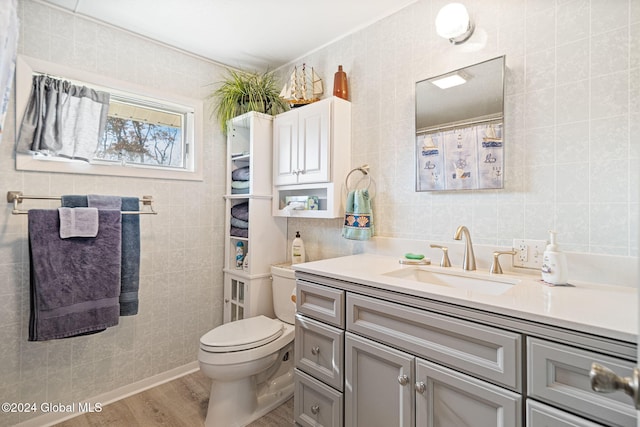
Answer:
top-left (415, 55), bottom-right (505, 191)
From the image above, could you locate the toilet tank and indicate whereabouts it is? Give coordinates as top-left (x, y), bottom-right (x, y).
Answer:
top-left (271, 263), bottom-right (296, 324)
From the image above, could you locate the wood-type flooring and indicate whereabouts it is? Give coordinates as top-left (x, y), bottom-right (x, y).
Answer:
top-left (54, 369), bottom-right (294, 426)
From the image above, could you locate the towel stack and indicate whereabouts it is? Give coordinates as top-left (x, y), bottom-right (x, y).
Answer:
top-left (230, 201), bottom-right (249, 238)
top-left (231, 166), bottom-right (250, 194)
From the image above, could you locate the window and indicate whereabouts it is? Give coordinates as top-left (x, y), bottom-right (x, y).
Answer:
top-left (15, 55), bottom-right (203, 181)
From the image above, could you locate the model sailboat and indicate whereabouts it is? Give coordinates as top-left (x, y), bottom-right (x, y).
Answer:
top-left (280, 63), bottom-right (323, 107)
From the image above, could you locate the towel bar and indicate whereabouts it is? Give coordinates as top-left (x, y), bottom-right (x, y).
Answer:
top-left (7, 191), bottom-right (158, 215)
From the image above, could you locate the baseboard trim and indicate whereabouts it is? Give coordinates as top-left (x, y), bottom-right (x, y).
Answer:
top-left (15, 361), bottom-right (200, 427)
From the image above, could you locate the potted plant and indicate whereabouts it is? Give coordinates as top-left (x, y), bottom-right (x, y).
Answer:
top-left (210, 68), bottom-right (289, 134)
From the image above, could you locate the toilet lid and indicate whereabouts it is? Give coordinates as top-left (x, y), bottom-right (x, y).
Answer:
top-left (200, 315), bottom-right (284, 353)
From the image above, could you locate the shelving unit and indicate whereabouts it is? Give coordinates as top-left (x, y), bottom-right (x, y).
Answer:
top-left (223, 112), bottom-right (287, 323)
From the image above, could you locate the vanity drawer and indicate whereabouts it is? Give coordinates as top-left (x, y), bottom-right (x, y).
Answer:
top-left (347, 293), bottom-right (521, 390)
top-left (527, 337), bottom-right (636, 427)
top-left (295, 314), bottom-right (344, 391)
top-left (527, 400), bottom-right (601, 427)
top-left (297, 281), bottom-right (345, 328)
top-left (295, 369), bottom-right (343, 427)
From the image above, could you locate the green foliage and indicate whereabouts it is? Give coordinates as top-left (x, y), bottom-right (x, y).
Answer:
top-left (210, 68), bottom-right (289, 134)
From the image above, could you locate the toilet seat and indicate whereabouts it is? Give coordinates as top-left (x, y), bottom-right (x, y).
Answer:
top-left (200, 315), bottom-right (284, 353)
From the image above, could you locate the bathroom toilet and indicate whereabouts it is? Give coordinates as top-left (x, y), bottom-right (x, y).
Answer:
top-left (199, 264), bottom-right (296, 427)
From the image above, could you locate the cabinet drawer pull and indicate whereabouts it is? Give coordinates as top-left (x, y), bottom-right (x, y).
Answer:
top-left (311, 346), bottom-right (320, 356)
top-left (311, 404), bottom-right (320, 415)
top-left (397, 374), bottom-right (409, 386)
top-left (590, 363), bottom-right (640, 409)
top-left (415, 381), bottom-right (426, 394)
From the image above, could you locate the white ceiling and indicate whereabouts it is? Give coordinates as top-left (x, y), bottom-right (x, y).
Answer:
top-left (41, 0), bottom-right (418, 71)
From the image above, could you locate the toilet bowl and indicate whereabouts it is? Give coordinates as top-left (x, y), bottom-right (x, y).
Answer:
top-left (199, 264), bottom-right (296, 427)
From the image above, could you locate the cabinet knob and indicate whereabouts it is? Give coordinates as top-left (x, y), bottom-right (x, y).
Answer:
top-left (224, 299), bottom-right (230, 303)
top-left (311, 346), bottom-right (320, 356)
top-left (590, 363), bottom-right (640, 409)
top-left (415, 381), bottom-right (426, 394)
top-left (397, 374), bottom-right (409, 386)
top-left (310, 404), bottom-right (320, 415)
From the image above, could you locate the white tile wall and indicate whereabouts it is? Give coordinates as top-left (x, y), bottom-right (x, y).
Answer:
top-left (286, 0), bottom-right (639, 262)
top-left (0, 1), bottom-right (227, 425)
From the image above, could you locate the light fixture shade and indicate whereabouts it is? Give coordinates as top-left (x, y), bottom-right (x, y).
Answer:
top-left (435, 3), bottom-right (474, 44)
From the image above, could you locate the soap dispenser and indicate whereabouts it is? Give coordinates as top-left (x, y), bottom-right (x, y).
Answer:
top-left (291, 231), bottom-right (306, 264)
top-left (541, 231), bottom-right (568, 285)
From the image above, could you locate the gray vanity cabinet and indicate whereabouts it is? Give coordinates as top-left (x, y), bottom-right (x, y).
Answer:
top-left (344, 294), bottom-right (522, 427)
top-left (294, 275), bottom-right (636, 427)
top-left (344, 331), bottom-right (522, 427)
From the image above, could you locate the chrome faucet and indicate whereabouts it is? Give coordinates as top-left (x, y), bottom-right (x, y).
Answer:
top-left (453, 225), bottom-right (476, 271)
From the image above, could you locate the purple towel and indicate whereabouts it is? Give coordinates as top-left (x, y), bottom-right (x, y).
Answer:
top-left (28, 209), bottom-right (122, 341)
top-left (62, 194), bottom-right (141, 316)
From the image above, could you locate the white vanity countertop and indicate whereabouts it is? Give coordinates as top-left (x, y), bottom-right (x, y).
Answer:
top-left (293, 253), bottom-right (637, 344)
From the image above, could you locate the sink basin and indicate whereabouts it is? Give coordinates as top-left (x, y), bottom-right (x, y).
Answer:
top-left (382, 266), bottom-right (519, 295)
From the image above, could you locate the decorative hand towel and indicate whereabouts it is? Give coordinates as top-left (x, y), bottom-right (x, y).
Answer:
top-left (28, 209), bottom-right (122, 341)
top-left (58, 207), bottom-right (99, 238)
top-left (342, 189), bottom-right (373, 241)
top-left (119, 197), bottom-right (140, 316)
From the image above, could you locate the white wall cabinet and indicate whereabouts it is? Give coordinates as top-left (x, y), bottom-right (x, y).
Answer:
top-left (272, 96), bottom-right (351, 218)
top-left (223, 112), bottom-right (287, 323)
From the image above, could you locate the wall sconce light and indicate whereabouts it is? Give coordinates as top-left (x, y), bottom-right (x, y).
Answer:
top-left (435, 3), bottom-right (475, 45)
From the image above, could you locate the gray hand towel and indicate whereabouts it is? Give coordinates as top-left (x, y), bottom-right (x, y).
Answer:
top-left (58, 207), bottom-right (99, 238)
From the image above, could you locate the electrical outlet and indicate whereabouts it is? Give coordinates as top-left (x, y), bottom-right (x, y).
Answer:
top-left (512, 239), bottom-right (547, 269)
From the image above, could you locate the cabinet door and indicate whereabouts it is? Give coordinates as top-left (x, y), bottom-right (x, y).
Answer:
top-left (273, 111), bottom-right (299, 185)
top-left (345, 333), bottom-right (414, 427)
top-left (415, 359), bottom-right (521, 427)
top-left (297, 99), bottom-right (330, 184)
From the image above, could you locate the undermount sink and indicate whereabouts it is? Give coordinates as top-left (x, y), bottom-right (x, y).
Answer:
top-left (382, 266), bottom-right (520, 296)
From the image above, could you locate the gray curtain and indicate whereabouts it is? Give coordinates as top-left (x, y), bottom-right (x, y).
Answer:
top-left (0, 0), bottom-right (19, 144)
top-left (17, 74), bottom-right (111, 161)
